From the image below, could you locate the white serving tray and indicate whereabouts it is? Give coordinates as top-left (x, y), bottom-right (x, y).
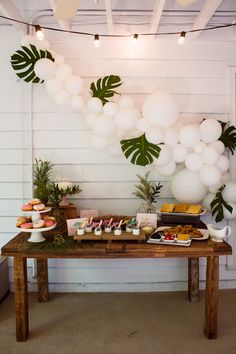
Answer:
top-left (157, 208), bottom-right (206, 217)
top-left (154, 226), bottom-right (209, 241)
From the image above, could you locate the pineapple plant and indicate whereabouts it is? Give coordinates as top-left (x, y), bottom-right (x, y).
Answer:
top-left (33, 158), bottom-right (54, 204)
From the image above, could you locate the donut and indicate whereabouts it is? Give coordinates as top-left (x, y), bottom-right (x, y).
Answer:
top-left (29, 198), bottom-right (41, 205)
top-left (20, 222), bottom-right (33, 229)
top-left (21, 204), bottom-right (33, 211)
top-left (33, 220), bottom-right (45, 229)
top-left (33, 203), bottom-right (45, 211)
top-left (44, 216), bottom-right (56, 222)
top-left (16, 217), bottom-right (28, 227)
top-left (44, 220), bottom-right (55, 227)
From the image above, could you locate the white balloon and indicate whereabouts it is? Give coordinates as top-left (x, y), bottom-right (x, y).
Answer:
top-left (93, 114), bottom-right (116, 137)
top-left (115, 108), bottom-right (141, 131)
top-left (34, 58), bottom-right (56, 80)
top-left (199, 165), bottom-right (221, 186)
top-left (185, 152), bottom-right (203, 172)
top-left (54, 54), bottom-right (65, 65)
top-left (145, 126), bottom-right (163, 144)
top-left (156, 160), bottom-right (176, 176)
top-left (171, 169), bottom-right (207, 203)
top-left (216, 155), bottom-right (229, 172)
top-left (35, 39), bottom-right (50, 50)
top-left (172, 144), bottom-right (188, 163)
top-left (118, 96), bottom-right (134, 109)
top-left (202, 193), bottom-right (215, 212)
top-left (221, 172), bottom-right (231, 184)
top-left (45, 77), bottom-right (63, 94)
top-left (124, 129), bottom-right (143, 139)
top-left (179, 125), bottom-right (201, 148)
top-left (208, 182), bottom-right (223, 193)
top-left (142, 91), bottom-right (179, 128)
top-left (71, 95), bottom-right (84, 111)
top-left (209, 140), bottom-right (225, 155)
top-left (154, 146), bottom-right (172, 166)
top-left (85, 113), bottom-right (98, 127)
top-left (200, 119), bottom-right (222, 143)
top-left (222, 183), bottom-right (236, 203)
top-left (55, 64), bottom-right (72, 81)
top-left (65, 76), bottom-right (83, 95)
top-left (194, 141), bottom-right (207, 153)
top-left (90, 134), bottom-right (107, 150)
top-left (223, 203), bottom-right (236, 220)
top-left (103, 102), bottom-right (118, 116)
top-left (53, 89), bottom-right (71, 105)
top-left (201, 146), bottom-right (219, 165)
top-left (107, 143), bottom-right (123, 157)
top-left (136, 118), bottom-right (150, 133)
top-left (21, 35), bottom-right (37, 47)
top-left (87, 97), bottom-right (103, 114)
top-left (163, 128), bottom-right (179, 146)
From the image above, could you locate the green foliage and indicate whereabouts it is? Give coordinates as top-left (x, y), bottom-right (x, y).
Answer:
top-left (33, 158), bottom-right (54, 204)
top-left (48, 182), bottom-right (81, 208)
top-left (219, 121), bottom-right (236, 154)
top-left (133, 171), bottom-right (163, 205)
top-left (121, 134), bottom-right (161, 166)
top-left (11, 44), bottom-right (54, 83)
top-left (90, 75), bottom-right (122, 105)
top-left (210, 185), bottom-right (233, 223)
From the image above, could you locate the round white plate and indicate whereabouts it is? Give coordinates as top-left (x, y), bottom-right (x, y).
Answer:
top-left (21, 207), bottom-right (51, 215)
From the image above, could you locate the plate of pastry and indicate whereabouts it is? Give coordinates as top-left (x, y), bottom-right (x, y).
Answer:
top-left (158, 203), bottom-right (206, 217)
top-left (155, 225), bottom-right (209, 241)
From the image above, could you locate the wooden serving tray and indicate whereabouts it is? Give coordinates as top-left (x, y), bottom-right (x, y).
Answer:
top-left (74, 230), bottom-right (146, 243)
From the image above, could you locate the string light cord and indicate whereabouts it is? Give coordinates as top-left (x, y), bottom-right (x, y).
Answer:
top-left (0, 14), bottom-right (235, 38)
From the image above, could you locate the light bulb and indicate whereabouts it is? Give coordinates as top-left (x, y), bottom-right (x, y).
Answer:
top-left (94, 34), bottom-right (100, 48)
top-left (35, 25), bottom-right (44, 41)
top-left (178, 31), bottom-right (186, 45)
top-left (133, 33), bottom-right (138, 42)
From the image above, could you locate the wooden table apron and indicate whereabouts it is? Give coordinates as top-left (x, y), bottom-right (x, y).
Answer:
top-left (1, 232), bottom-right (232, 342)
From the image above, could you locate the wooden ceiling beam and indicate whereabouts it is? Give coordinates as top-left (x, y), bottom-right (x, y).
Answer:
top-left (48, 0), bottom-right (70, 31)
top-left (104, 0), bottom-right (114, 34)
top-left (0, 0), bottom-right (27, 33)
top-left (150, 0), bottom-right (166, 34)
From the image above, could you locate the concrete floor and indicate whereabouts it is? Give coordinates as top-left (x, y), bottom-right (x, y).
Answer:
top-left (0, 290), bottom-right (236, 354)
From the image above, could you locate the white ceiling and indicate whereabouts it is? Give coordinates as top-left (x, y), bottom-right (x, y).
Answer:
top-left (0, 0), bottom-right (236, 41)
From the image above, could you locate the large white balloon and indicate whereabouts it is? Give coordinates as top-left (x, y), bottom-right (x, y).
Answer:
top-left (185, 152), bottom-right (203, 172)
top-left (194, 141), bottom-right (207, 153)
top-left (71, 95), bottom-right (84, 111)
top-left (200, 119), bottom-right (222, 143)
top-left (202, 192), bottom-right (215, 212)
top-left (65, 76), bottom-right (83, 95)
top-left (199, 165), bottom-right (221, 186)
top-left (45, 77), bottom-right (63, 94)
top-left (53, 89), bottom-right (71, 105)
top-left (54, 54), bottom-right (65, 65)
top-left (118, 96), bottom-right (134, 109)
top-left (208, 182), bottom-right (222, 193)
top-left (201, 146), bottom-right (219, 165)
top-left (222, 183), bottom-right (236, 203)
top-left (87, 97), bottom-right (103, 114)
top-left (145, 126), bottom-right (163, 144)
top-left (90, 134), bottom-right (107, 150)
top-left (107, 143), bottom-right (123, 157)
top-left (142, 91), bottom-right (179, 128)
top-left (179, 125), bottom-right (201, 148)
top-left (103, 102), bottom-right (118, 116)
top-left (55, 64), bottom-right (72, 81)
top-left (115, 108), bottom-right (141, 131)
top-left (93, 114), bottom-right (116, 137)
top-left (172, 144), bottom-right (188, 163)
top-left (223, 203), bottom-right (236, 220)
top-left (209, 140), bottom-right (225, 155)
top-left (171, 169), bottom-right (207, 203)
top-left (34, 58), bottom-right (56, 80)
top-left (154, 146), bottom-right (172, 166)
top-left (136, 118), bottom-right (150, 133)
top-left (163, 128), bottom-right (179, 146)
top-left (156, 160), bottom-right (176, 176)
top-left (216, 155), bottom-right (229, 172)
top-left (221, 172), bottom-right (230, 184)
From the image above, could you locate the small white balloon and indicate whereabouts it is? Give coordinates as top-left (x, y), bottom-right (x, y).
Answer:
top-left (65, 76), bottom-right (83, 95)
top-left (194, 141), bottom-right (207, 153)
top-left (90, 134), bottom-right (107, 150)
top-left (172, 144), bottom-right (188, 163)
top-left (201, 146), bottom-right (219, 165)
top-left (103, 102), bottom-right (118, 116)
top-left (21, 35), bottom-right (37, 47)
top-left (85, 113), bottom-right (98, 127)
top-left (145, 126), bottom-right (163, 144)
top-left (55, 64), bottom-right (72, 81)
top-left (216, 155), bottom-right (229, 173)
top-left (124, 129), bottom-right (143, 139)
top-left (136, 118), bottom-right (150, 133)
top-left (185, 152), bottom-right (203, 172)
top-left (118, 96), bottom-right (134, 109)
top-left (87, 97), bottom-right (103, 114)
top-left (208, 182), bottom-right (223, 193)
top-left (199, 165), bottom-right (221, 186)
top-left (202, 193), bottom-right (215, 212)
top-left (156, 160), bottom-right (176, 176)
top-left (163, 128), bottom-right (179, 146)
top-left (93, 114), bottom-right (116, 137)
top-left (107, 143), bottom-right (123, 157)
top-left (45, 77), bottom-right (63, 94)
top-left (71, 95), bottom-right (84, 111)
top-left (209, 140), bottom-right (225, 155)
top-left (154, 146), bottom-right (172, 166)
top-left (34, 58), bottom-right (56, 80)
top-left (115, 108), bottom-right (141, 131)
top-left (54, 54), bottom-right (65, 65)
top-left (221, 172), bottom-right (231, 184)
top-left (200, 119), bottom-right (222, 143)
top-left (53, 89), bottom-right (71, 105)
top-left (222, 183), bottom-right (236, 203)
top-left (179, 125), bottom-right (201, 148)
top-left (223, 203), bottom-right (236, 220)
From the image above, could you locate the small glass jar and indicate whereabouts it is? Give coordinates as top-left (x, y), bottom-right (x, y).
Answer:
top-left (77, 227), bottom-right (85, 236)
top-left (126, 225), bottom-right (133, 233)
top-left (85, 225), bottom-right (92, 233)
top-left (95, 227), bottom-right (102, 236)
top-left (114, 228), bottom-right (122, 236)
top-left (105, 226), bottom-right (112, 233)
top-left (132, 227), bottom-right (140, 236)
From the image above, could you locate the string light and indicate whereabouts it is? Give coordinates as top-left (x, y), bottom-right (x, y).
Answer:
top-left (133, 33), bottom-right (139, 42)
top-left (34, 24), bottom-right (44, 40)
top-left (94, 34), bottom-right (100, 47)
top-left (178, 31), bottom-right (186, 45)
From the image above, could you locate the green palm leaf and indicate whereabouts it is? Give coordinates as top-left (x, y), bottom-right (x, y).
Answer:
top-left (90, 75), bottom-right (122, 105)
top-left (210, 185), bottom-right (233, 222)
top-left (120, 134), bottom-right (161, 166)
top-left (11, 44), bottom-right (54, 83)
top-left (219, 122), bottom-right (236, 155)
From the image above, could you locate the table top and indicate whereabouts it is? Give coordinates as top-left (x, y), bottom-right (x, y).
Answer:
top-left (1, 231), bottom-right (232, 259)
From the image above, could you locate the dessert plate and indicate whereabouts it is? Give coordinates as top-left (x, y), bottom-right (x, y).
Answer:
top-left (155, 226), bottom-right (209, 241)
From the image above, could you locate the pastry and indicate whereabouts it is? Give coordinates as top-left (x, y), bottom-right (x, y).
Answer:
top-left (16, 216), bottom-right (28, 227)
top-left (187, 205), bottom-right (202, 214)
top-left (44, 220), bottom-right (55, 227)
top-left (33, 220), bottom-right (45, 229)
top-left (20, 222), bottom-right (33, 229)
top-left (33, 203), bottom-right (45, 211)
top-left (29, 198), bottom-right (41, 205)
top-left (160, 203), bottom-right (175, 212)
top-left (21, 203), bottom-right (33, 211)
top-left (44, 216), bottom-right (56, 222)
top-left (174, 204), bottom-right (189, 213)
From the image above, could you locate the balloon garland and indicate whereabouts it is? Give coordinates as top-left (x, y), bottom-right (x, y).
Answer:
top-left (10, 34), bottom-right (236, 221)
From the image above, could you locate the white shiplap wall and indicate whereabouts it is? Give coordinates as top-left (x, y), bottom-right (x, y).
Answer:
top-left (1, 26), bottom-right (236, 291)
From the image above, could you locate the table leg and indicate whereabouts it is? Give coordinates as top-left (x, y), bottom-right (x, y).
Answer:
top-left (37, 259), bottom-right (49, 302)
top-left (14, 257), bottom-right (28, 341)
top-left (204, 256), bottom-right (219, 339)
top-left (188, 258), bottom-right (199, 302)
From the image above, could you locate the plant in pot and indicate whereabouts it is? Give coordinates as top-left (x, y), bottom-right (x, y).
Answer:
top-left (33, 158), bottom-right (54, 205)
top-left (133, 171), bottom-right (163, 213)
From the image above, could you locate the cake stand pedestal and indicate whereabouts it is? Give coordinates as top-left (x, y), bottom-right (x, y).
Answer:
top-left (19, 224), bottom-right (57, 243)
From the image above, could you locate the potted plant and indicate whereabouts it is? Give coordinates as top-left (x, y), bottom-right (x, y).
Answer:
top-left (33, 158), bottom-right (54, 205)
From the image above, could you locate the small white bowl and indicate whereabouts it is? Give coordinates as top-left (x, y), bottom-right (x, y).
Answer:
top-left (132, 228), bottom-right (140, 236)
top-left (114, 228), bottom-right (122, 236)
top-left (77, 228), bottom-right (85, 236)
top-left (95, 228), bottom-right (102, 236)
top-left (105, 226), bottom-right (112, 233)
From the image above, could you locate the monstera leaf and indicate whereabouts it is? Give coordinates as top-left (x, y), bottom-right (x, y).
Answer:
top-left (11, 44), bottom-right (54, 83)
top-left (90, 75), bottom-right (122, 105)
top-left (210, 185), bottom-right (233, 223)
top-left (120, 134), bottom-right (161, 166)
top-left (219, 121), bottom-right (236, 155)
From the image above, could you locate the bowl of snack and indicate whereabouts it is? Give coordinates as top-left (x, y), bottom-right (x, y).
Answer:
top-left (162, 233), bottom-right (176, 243)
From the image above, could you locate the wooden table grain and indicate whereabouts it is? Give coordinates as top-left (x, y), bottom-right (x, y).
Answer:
top-left (1, 232), bottom-right (232, 341)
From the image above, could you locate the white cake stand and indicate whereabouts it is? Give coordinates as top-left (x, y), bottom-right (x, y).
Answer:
top-left (22, 207), bottom-right (51, 222)
top-left (18, 223), bottom-right (57, 242)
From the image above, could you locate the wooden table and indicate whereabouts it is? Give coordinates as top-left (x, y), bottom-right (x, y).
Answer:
top-left (1, 232), bottom-right (232, 341)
